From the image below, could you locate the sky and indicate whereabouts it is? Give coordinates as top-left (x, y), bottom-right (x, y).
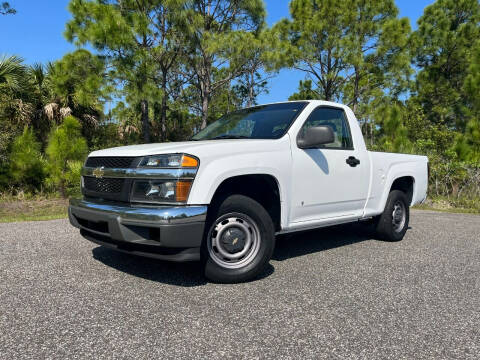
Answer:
top-left (0, 0), bottom-right (435, 104)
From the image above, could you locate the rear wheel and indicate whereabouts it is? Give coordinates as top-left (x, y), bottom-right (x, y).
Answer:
top-left (202, 195), bottom-right (275, 283)
top-left (374, 190), bottom-right (410, 242)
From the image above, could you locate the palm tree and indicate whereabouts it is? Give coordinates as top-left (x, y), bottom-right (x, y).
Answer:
top-left (0, 55), bottom-right (33, 162)
top-left (0, 55), bottom-right (34, 126)
top-left (0, 55), bottom-right (28, 94)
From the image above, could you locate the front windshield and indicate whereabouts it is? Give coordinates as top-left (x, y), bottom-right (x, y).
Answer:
top-left (191, 102), bottom-right (308, 140)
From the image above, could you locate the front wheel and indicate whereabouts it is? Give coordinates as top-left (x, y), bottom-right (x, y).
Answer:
top-left (374, 190), bottom-right (410, 242)
top-left (202, 195), bottom-right (275, 283)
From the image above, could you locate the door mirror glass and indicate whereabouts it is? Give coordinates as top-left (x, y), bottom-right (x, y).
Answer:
top-left (297, 125), bottom-right (335, 149)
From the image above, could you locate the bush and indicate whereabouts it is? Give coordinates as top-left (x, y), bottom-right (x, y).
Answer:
top-left (46, 116), bottom-right (88, 197)
top-left (9, 126), bottom-right (47, 191)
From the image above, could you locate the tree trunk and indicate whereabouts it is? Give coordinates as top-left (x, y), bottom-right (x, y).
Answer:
top-left (59, 180), bottom-right (66, 198)
top-left (247, 70), bottom-right (254, 107)
top-left (141, 99), bottom-right (150, 143)
top-left (160, 68), bottom-right (168, 142)
top-left (198, 56), bottom-right (212, 130)
top-left (370, 119), bottom-right (374, 147)
top-left (324, 81), bottom-right (332, 101)
top-left (201, 95), bottom-right (209, 130)
top-left (352, 66), bottom-right (360, 114)
top-left (59, 163), bottom-right (67, 198)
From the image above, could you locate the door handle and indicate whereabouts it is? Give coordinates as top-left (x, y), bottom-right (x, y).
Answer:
top-left (346, 156), bottom-right (360, 167)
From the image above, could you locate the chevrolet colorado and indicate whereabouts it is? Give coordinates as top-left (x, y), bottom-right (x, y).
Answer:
top-left (69, 100), bottom-right (428, 283)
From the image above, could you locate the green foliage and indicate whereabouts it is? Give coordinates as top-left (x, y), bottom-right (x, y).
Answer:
top-left (0, 0), bottom-right (480, 212)
top-left (0, 55), bottom-right (28, 94)
top-left (403, 0), bottom-right (480, 206)
top-left (379, 106), bottom-right (412, 153)
top-left (288, 80), bottom-right (319, 101)
top-left (462, 40), bottom-right (480, 161)
top-left (89, 122), bottom-right (124, 151)
top-left (66, 0), bottom-right (191, 142)
top-left (273, 0), bottom-right (411, 117)
top-left (9, 127), bottom-right (47, 191)
top-left (46, 116), bottom-right (88, 197)
top-left (0, 2), bottom-right (15, 15)
top-left (231, 29), bottom-right (277, 108)
top-left (49, 49), bottom-right (106, 111)
top-left (47, 49), bottom-right (108, 142)
top-left (182, 0), bottom-right (266, 128)
top-left (0, 55), bottom-right (33, 164)
top-left (413, 0), bottom-right (480, 130)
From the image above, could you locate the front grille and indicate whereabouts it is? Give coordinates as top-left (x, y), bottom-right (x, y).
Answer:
top-left (83, 176), bottom-right (124, 193)
top-left (85, 156), bottom-right (136, 168)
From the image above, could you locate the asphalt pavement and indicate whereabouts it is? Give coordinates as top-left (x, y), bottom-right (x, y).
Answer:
top-left (1, 210), bottom-right (479, 359)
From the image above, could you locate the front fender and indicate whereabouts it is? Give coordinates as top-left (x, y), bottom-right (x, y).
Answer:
top-left (187, 143), bottom-right (292, 228)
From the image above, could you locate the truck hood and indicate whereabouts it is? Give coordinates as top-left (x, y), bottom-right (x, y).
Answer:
top-left (88, 138), bottom-right (289, 159)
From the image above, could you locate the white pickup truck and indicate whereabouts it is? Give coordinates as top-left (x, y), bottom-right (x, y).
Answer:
top-left (69, 100), bottom-right (428, 283)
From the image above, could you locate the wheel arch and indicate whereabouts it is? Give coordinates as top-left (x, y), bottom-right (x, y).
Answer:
top-left (377, 174), bottom-right (416, 214)
top-left (390, 176), bottom-right (415, 205)
top-left (206, 174), bottom-right (283, 232)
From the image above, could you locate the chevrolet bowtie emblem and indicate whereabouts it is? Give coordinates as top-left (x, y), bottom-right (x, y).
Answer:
top-left (93, 166), bottom-right (105, 179)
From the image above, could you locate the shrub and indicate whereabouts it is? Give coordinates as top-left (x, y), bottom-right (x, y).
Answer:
top-left (46, 116), bottom-right (88, 197)
top-left (9, 126), bottom-right (47, 191)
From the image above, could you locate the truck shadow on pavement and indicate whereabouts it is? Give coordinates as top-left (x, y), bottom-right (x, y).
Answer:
top-left (91, 222), bottom-right (378, 286)
top-left (273, 222), bottom-right (375, 261)
top-left (91, 246), bottom-right (209, 287)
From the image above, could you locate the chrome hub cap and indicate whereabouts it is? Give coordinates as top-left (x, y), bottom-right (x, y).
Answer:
top-left (207, 213), bottom-right (261, 269)
top-left (392, 201), bottom-right (406, 233)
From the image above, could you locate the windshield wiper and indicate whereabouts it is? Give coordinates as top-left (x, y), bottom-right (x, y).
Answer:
top-left (211, 135), bottom-right (250, 140)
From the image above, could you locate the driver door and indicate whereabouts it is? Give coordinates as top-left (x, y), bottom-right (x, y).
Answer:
top-left (290, 106), bottom-right (369, 223)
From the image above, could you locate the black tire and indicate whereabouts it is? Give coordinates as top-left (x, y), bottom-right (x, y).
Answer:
top-left (201, 194), bottom-right (275, 283)
top-left (374, 190), bottom-right (410, 242)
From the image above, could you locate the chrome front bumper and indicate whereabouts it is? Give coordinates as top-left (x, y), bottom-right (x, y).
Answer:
top-left (69, 198), bottom-right (207, 261)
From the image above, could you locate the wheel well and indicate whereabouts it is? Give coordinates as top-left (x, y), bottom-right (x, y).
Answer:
top-left (209, 174), bottom-right (281, 231)
top-left (390, 176), bottom-right (414, 205)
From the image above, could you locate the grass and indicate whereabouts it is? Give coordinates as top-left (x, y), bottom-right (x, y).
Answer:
top-left (413, 204), bottom-right (480, 214)
top-left (0, 195), bottom-right (69, 223)
top-left (413, 196), bottom-right (480, 214)
top-left (0, 193), bottom-right (478, 223)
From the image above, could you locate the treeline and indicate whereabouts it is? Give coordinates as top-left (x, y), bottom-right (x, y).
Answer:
top-left (0, 0), bottom-right (480, 208)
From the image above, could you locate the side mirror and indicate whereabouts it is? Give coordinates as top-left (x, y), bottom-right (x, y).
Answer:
top-left (297, 125), bottom-right (335, 149)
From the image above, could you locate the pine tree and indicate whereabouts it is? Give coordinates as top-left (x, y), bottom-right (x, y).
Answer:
top-left (463, 40), bottom-right (480, 161)
top-left (66, 0), bottom-right (188, 142)
top-left (413, 0), bottom-right (480, 131)
top-left (46, 116), bottom-right (88, 197)
top-left (184, 0), bottom-right (266, 129)
top-left (274, 0), bottom-right (411, 114)
top-left (9, 126), bottom-right (46, 191)
top-left (288, 80), bottom-right (319, 100)
top-left (234, 30), bottom-right (277, 108)
top-left (376, 103), bottom-right (412, 154)
top-left (48, 49), bottom-right (108, 142)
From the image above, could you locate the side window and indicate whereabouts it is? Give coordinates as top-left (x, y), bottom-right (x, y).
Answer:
top-left (300, 107), bottom-right (353, 149)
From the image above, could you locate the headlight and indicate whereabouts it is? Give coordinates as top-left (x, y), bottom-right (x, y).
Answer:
top-left (131, 180), bottom-right (193, 203)
top-left (139, 154), bottom-right (198, 168)
top-left (133, 153), bottom-right (198, 203)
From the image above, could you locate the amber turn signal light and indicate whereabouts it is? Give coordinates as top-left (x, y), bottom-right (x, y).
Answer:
top-left (181, 155), bottom-right (198, 167)
top-left (176, 181), bottom-right (192, 202)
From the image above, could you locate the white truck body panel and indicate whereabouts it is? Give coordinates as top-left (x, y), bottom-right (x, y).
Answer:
top-left (89, 100), bottom-right (428, 232)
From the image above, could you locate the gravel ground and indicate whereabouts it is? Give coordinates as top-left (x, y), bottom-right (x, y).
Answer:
top-left (0, 210), bottom-right (479, 359)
